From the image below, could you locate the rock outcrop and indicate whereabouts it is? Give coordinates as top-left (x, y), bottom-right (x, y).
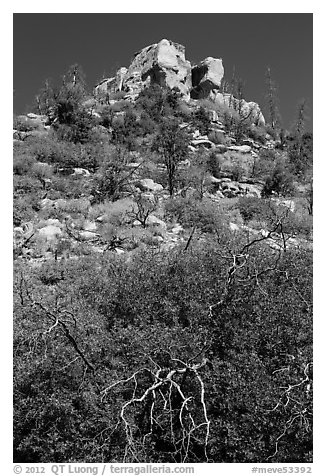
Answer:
top-left (94, 39), bottom-right (265, 125)
top-left (96, 39), bottom-right (192, 99)
top-left (191, 57), bottom-right (224, 99)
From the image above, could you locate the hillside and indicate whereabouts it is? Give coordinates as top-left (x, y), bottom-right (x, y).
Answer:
top-left (13, 39), bottom-right (313, 464)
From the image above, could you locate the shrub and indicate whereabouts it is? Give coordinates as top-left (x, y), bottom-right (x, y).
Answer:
top-left (206, 152), bottom-right (223, 178)
top-left (237, 196), bottom-right (272, 223)
top-left (55, 198), bottom-right (90, 218)
top-left (13, 154), bottom-right (36, 175)
top-left (13, 195), bottom-right (39, 225)
top-left (229, 163), bottom-right (245, 181)
top-left (248, 125), bottom-right (267, 144)
top-left (164, 196), bottom-right (229, 236)
top-left (262, 164), bottom-right (295, 197)
top-left (13, 116), bottom-right (38, 132)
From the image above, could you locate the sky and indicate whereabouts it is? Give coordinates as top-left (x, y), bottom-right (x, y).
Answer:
top-left (13, 13), bottom-right (313, 131)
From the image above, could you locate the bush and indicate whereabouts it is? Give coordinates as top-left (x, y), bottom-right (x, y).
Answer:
top-left (229, 163), bottom-right (245, 181)
top-left (13, 116), bottom-right (38, 132)
top-left (13, 195), bottom-right (39, 225)
top-left (14, 244), bottom-right (312, 462)
top-left (13, 154), bottom-right (36, 176)
top-left (248, 125), bottom-right (267, 144)
top-left (206, 152), bottom-right (223, 178)
top-left (55, 198), bottom-right (90, 218)
top-left (237, 196), bottom-right (272, 223)
top-left (262, 164), bottom-right (295, 197)
top-left (164, 196), bottom-right (230, 235)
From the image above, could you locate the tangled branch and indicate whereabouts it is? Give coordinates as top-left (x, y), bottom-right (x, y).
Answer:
top-left (101, 356), bottom-right (211, 462)
top-left (266, 362), bottom-right (312, 460)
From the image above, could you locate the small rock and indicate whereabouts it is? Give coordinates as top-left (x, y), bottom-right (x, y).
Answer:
top-left (83, 221), bottom-right (97, 232)
top-left (171, 224), bottom-right (184, 234)
top-left (147, 215), bottom-right (167, 230)
top-left (227, 145), bottom-right (252, 154)
top-left (229, 222), bottom-right (240, 232)
top-left (40, 198), bottom-right (55, 209)
top-left (191, 139), bottom-right (215, 148)
top-left (72, 168), bottom-right (91, 176)
top-left (79, 231), bottom-right (98, 241)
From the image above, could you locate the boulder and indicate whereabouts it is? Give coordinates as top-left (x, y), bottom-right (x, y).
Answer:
top-left (83, 221), bottom-right (97, 232)
top-left (72, 168), bottom-right (91, 177)
top-left (221, 181), bottom-right (242, 198)
top-left (79, 231), bottom-right (98, 241)
top-left (40, 198), bottom-right (55, 209)
top-left (211, 92), bottom-right (265, 126)
top-left (171, 224), bottom-right (184, 234)
top-left (125, 39), bottom-right (192, 97)
top-left (191, 57), bottom-right (224, 99)
top-left (135, 179), bottom-right (163, 193)
top-left (38, 225), bottom-right (62, 241)
top-left (229, 222), bottom-right (240, 232)
top-left (215, 144), bottom-right (228, 153)
top-left (227, 145), bottom-right (252, 154)
top-left (191, 139), bottom-right (215, 148)
top-left (43, 219), bottom-right (63, 228)
top-left (95, 39), bottom-right (192, 99)
top-left (243, 183), bottom-right (262, 198)
top-left (146, 215), bottom-right (167, 230)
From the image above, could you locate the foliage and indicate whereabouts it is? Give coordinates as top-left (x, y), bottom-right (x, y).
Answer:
top-left (35, 64), bottom-right (96, 144)
top-left (262, 163), bottom-right (295, 198)
top-left (14, 238), bottom-right (312, 463)
top-left (152, 118), bottom-right (190, 196)
top-left (135, 84), bottom-right (182, 123)
top-left (192, 106), bottom-right (211, 134)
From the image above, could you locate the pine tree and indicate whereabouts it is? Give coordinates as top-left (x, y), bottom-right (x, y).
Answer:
top-left (265, 66), bottom-right (281, 129)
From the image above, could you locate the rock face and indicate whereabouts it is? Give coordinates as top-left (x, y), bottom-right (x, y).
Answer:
top-left (191, 57), bottom-right (224, 99)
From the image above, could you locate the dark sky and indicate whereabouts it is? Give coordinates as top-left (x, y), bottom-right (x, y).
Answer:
top-left (13, 13), bottom-right (313, 131)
